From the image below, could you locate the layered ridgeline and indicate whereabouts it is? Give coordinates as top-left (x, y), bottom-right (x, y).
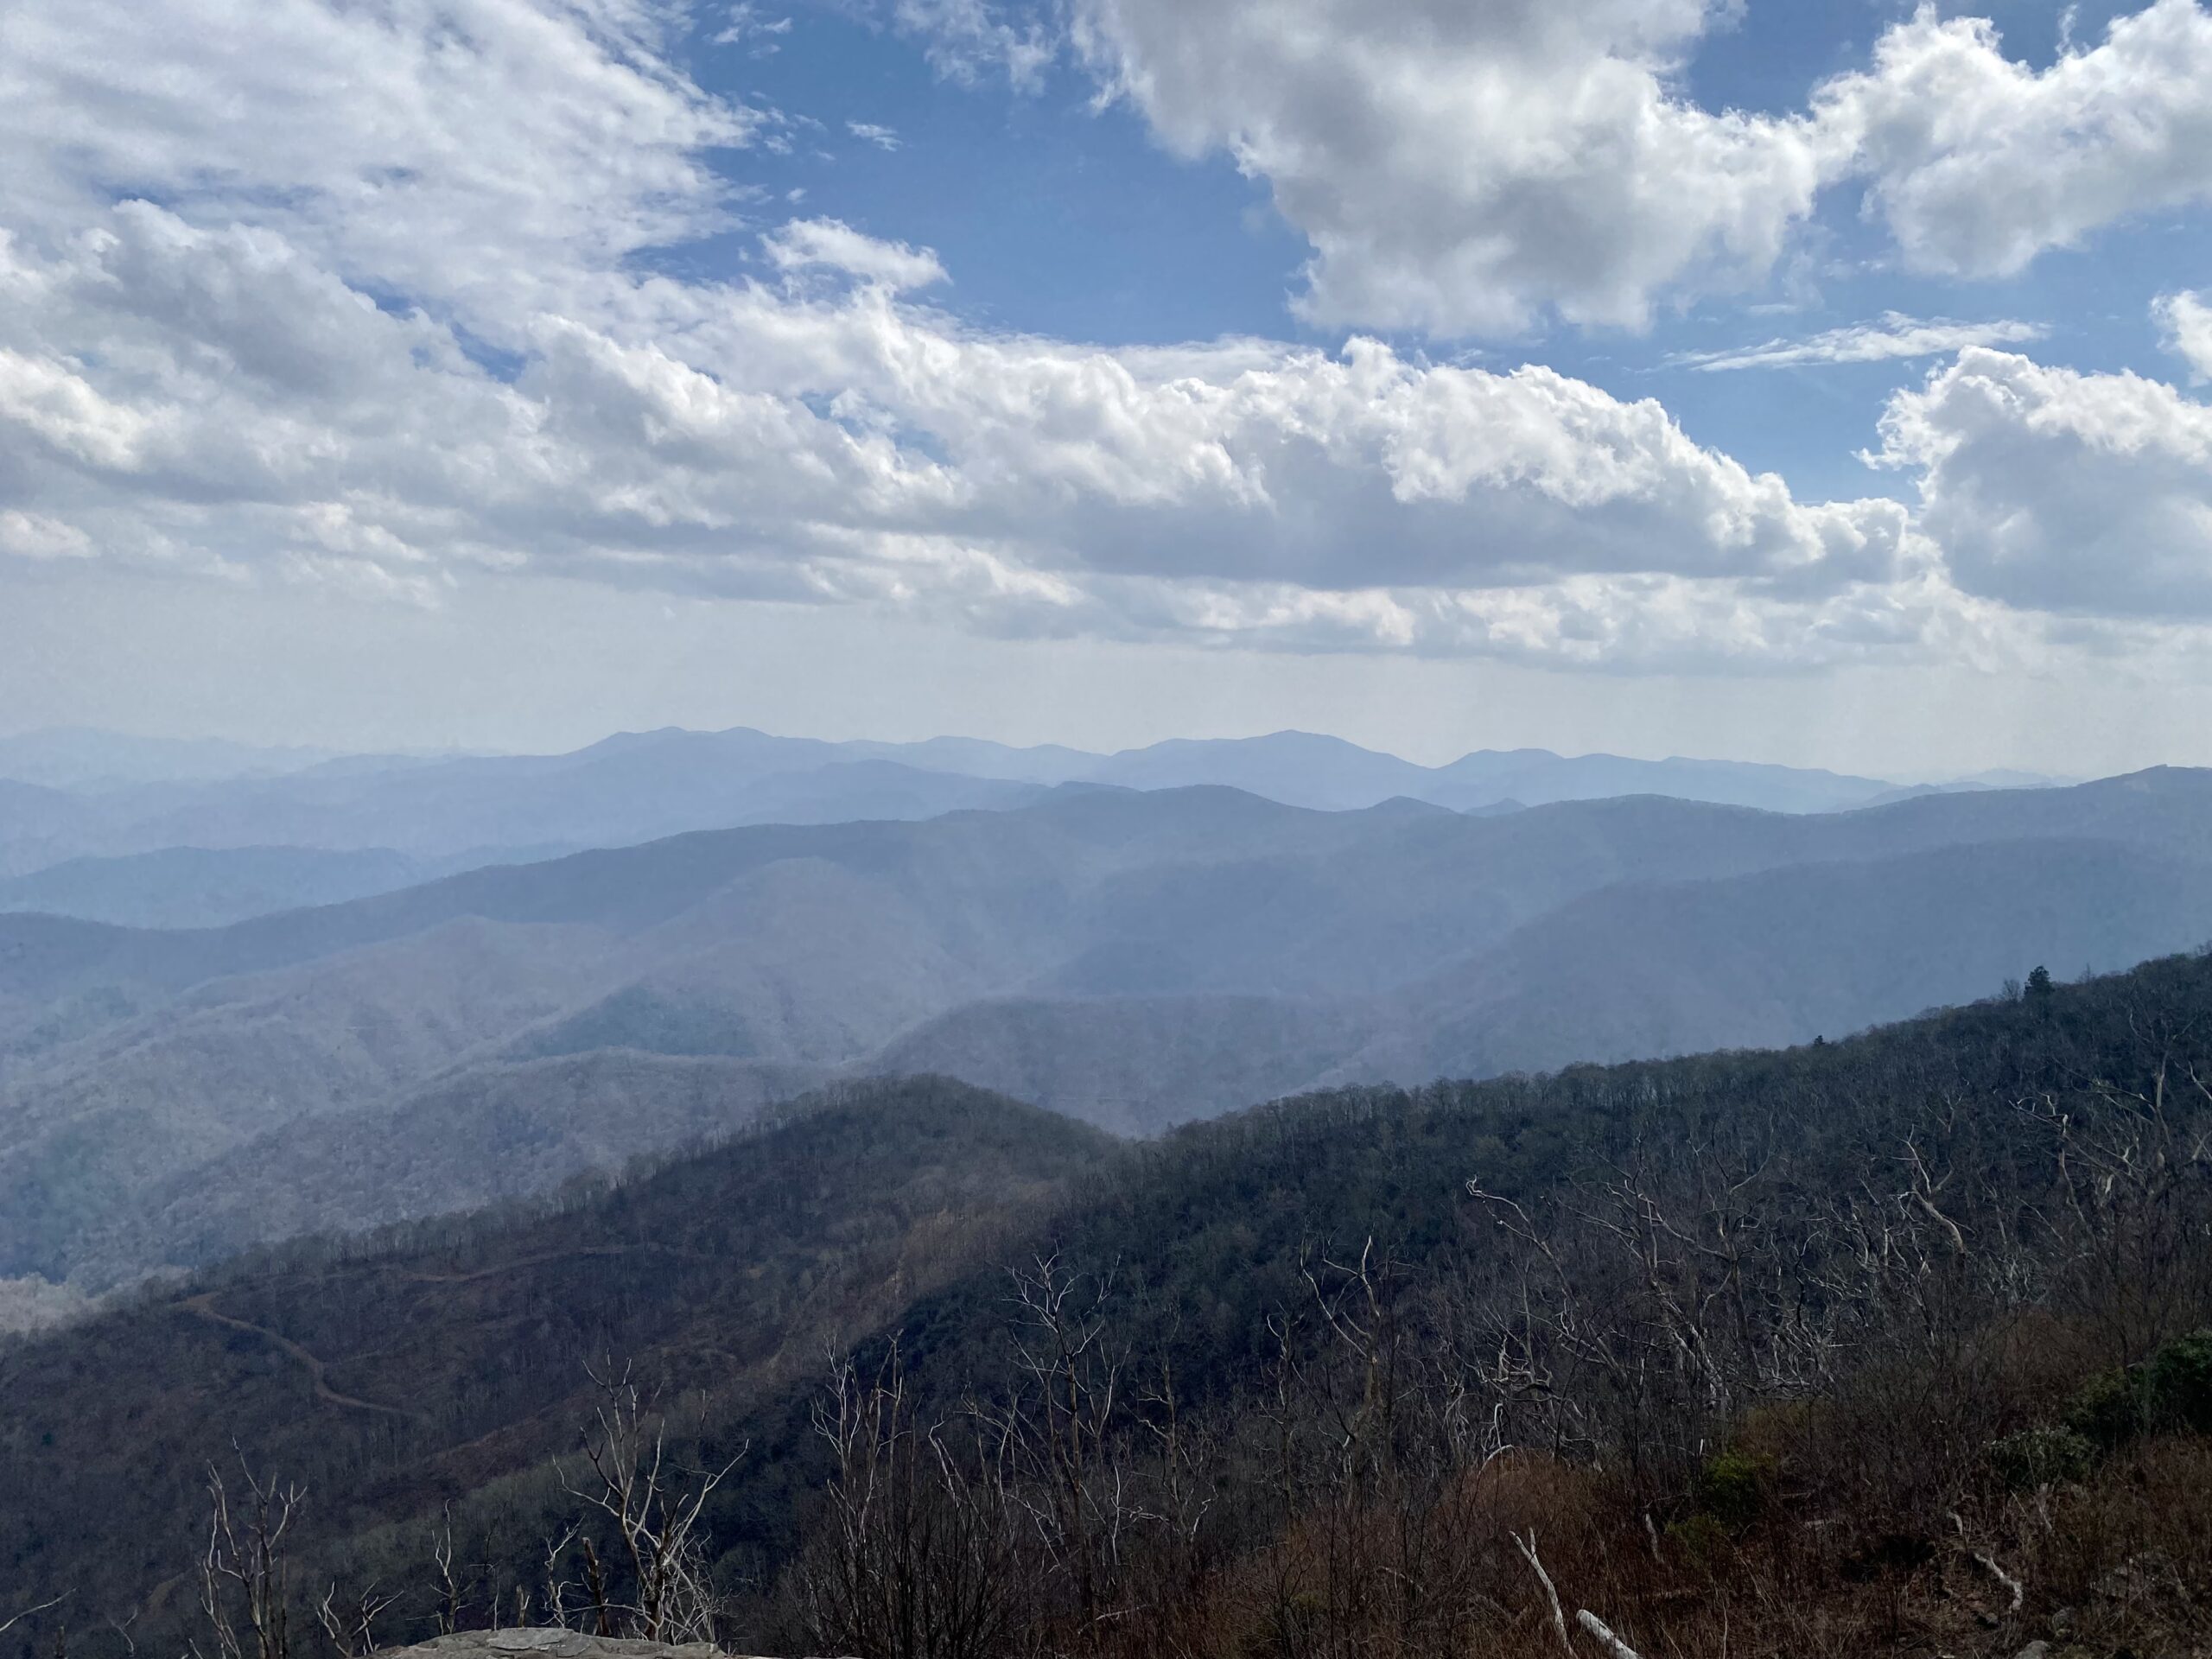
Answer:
top-left (3, 770), bottom-right (2209, 1286)
top-left (3, 955), bottom-right (2209, 1659)
top-left (0, 725), bottom-right (2031, 894)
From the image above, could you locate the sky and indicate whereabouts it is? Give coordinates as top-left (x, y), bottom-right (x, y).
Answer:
top-left (3, 0), bottom-right (2212, 775)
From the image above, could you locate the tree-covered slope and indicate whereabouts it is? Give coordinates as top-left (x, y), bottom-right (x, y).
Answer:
top-left (6, 953), bottom-right (2211, 1659)
top-left (0, 1077), bottom-right (1114, 1640)
top-left (4, 772), bottom-right (2210, 1287)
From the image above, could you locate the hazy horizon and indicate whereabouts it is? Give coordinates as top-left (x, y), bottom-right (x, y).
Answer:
top-left (0, 713), bottom-right (2107, 791)
top-left (12, 569), bottom-right (2212, 778)
top-left (10, 1), bottom-right (2212, 782)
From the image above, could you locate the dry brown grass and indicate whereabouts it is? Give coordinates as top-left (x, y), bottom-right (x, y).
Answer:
top-left (1071, 1420), bottom-right (2212, 1659)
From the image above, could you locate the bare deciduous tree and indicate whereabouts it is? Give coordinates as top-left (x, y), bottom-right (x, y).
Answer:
top-left (796, 1343), bottom-right (1026, 1659)
top-left (560, 1360), bottom-right (744, 1643)
top-left (194, 1459), bottom-right (302, 1659)
top-left (312, 1582), bottom-right (395, 1659)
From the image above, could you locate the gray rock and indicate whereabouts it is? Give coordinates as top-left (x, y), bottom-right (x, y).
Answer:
top-left (378, 1635), bottom-right (717, 1659)
top-left (374, 1630), bottom-right (842, 1659)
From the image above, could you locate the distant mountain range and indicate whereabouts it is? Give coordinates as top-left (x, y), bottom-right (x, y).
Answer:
top-left (1, 766), bottom-right (2203, 1287)
top-left (0, 846), bottom-right (468, 929)
top-left (0, 725), bottom-right (2070, 913)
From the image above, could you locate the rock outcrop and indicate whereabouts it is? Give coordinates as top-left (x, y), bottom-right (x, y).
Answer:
top-left (373, 1630), bottom-right (790, 1659)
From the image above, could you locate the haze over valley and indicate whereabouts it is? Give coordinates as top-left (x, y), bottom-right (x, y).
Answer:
top-left (0, 725), bottom-right (2202, 1295)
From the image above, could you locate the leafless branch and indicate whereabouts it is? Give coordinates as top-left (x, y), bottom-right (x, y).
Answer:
top-left (1512, 1529), bottom-right (1573, 1657)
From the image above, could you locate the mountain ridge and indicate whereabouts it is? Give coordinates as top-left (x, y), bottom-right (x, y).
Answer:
top-left (0, 723), bottom-right (2039, 893)
top-left (3, 769), bottom-right (2209, 1287)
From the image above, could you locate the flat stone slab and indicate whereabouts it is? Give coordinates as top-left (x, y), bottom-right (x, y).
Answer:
top-left (375, 1629), bottom-right (821, 1659)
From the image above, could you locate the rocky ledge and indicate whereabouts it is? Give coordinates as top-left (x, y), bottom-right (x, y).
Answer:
top-left (372, 1629), bottom-right (823, 1659)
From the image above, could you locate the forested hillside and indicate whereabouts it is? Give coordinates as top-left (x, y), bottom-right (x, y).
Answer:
top-left (4, 952), bottom-right (2209, 1658)
top-left (0, 1078), bottom-right (1113, 1641)
top-left (5, 771), bottom-right (2209, 1289)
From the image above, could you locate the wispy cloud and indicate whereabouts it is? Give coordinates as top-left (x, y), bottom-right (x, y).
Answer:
top-left (846, 120), bottom-right (902, 151)
top-left (763, 217), bottom-right (946, 289)
top-left (1669, 314), bottom-right (2047, 373)
top-left (894, 0), bottom-right (1055, 92)
top-left (711, 3), bottom-right (792, 51)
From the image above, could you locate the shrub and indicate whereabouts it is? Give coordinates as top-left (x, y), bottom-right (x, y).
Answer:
top-left (2064, 1332), bottom-right (2212, 1452)
top-left (1663, 1511), bottom-right (1735, 1569)
top-left (1988, 1425), bottom-right (2094, 1491)
top-left (1694, 1450), bottom-right (1775, 1534)
top-left (2063, 1367), bottom-right (2148, 1451)
top-left (1238, 1591), bottom-right (1326, 1659)
top-left (2146, 1330), bottom-right (2212, 1434)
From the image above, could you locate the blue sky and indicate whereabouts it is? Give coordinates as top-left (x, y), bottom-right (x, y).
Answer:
top-left (671, 0), bottom-right (2212, 501)
top-left (679, 14), bottom-right (1313, 344)
top-left (3, 0), bottom-right (2212, 775)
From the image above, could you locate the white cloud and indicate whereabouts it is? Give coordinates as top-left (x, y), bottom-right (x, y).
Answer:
top-left (0, 347), bottom-right (156, 472)
top-left (1, 0), bottom-right (2201, 679)
top-left (846, 121), bottom-right (904, 151)
top-left (1672, 313), bottom-right (2046, 372)
top-left (0, 511), bottom-right (92, 562)
top-left (0, 187), bottom-right (1942, 670)
top-left (1072, 0), bottom-right (1832, 335)
top-left (1069, 0), bottom-right (2212, 335)
top-left (892, 0), bottom-right (1054, 91)
top-left (0, 0), bottom-right (755, 342)
top-left (1817, 0), bottom-right (2212, 280)
top-left (2156, 290), bottom-right (2212, 382)
top-left (1872, 347), bottom-right (2212, 619)
top-left (712, 3), bottom-right (791, 48)
top-left (763, 219), bottom-right (948, 289)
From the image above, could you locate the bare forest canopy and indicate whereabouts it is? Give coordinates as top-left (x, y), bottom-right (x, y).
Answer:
top-left (4, 950), bottom-right (2212, 1658)
top-left (4, 768), bottom-right (2210, 1290)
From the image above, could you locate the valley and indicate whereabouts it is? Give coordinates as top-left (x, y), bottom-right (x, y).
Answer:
top-left (2, 763), bottom-right (2207, 1286)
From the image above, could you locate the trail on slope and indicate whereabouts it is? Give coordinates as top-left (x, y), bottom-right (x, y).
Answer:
top-left (180, 1293), bottom-right (419, 1420)
top-left (398, 1242), bottom-right (667, 1285)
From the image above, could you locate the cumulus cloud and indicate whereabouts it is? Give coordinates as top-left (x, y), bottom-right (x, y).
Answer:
top-left (1, 0), bottom-right (2198, 677)
top-left (0, 347), bottom-right (155, 472)
top-left (1671, 314), bottom-right (2046, 373)
top-left (1069, 0), bottom-right (2212, 335)
top-left (1872, 348), bottom-right (2212, 620)
top-left (2157, 290), bottom-right (2212, 382)
top-left (0, 188), bottom-right (1938, 667)
top-left (1072, 0), bottom-right (1831, 335)
top-left (1818, 0), bottom-right (2212, 280)
top-left (0, 0), bottom-right (755, 340)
